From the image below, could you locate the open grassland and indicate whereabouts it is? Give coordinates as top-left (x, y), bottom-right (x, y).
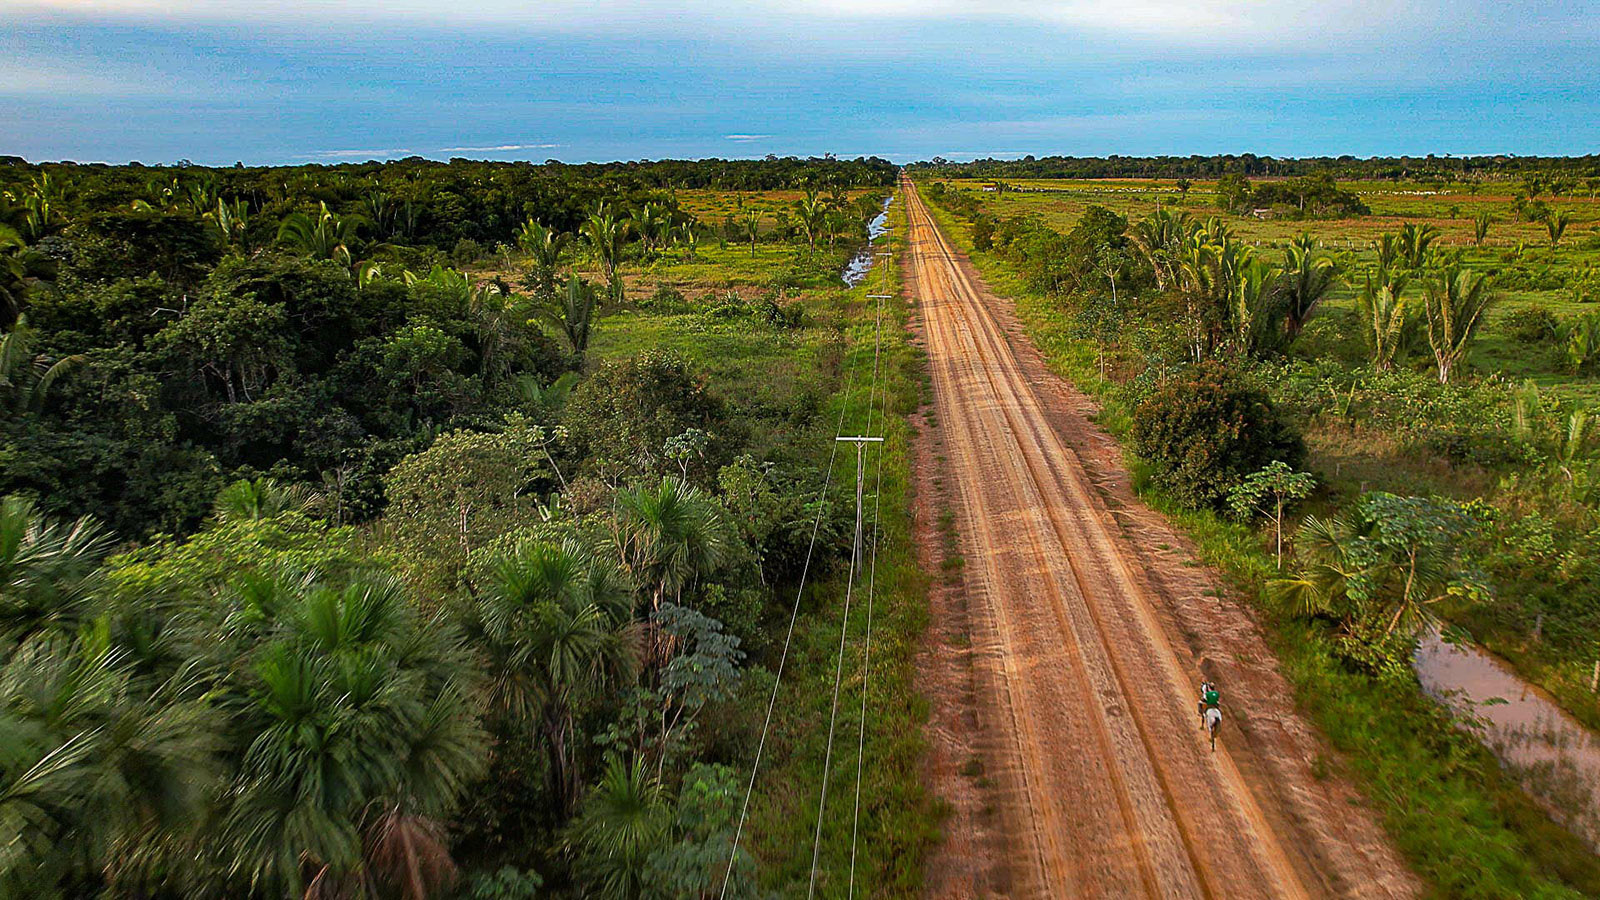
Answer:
top-left (946, 177), bottom-right (1600, 249)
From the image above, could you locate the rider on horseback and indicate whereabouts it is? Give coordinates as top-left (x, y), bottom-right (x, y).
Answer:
top-left (1197, 680), bottom-right (1222, 742)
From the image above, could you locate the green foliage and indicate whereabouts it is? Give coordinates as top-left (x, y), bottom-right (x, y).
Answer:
top-left (382, 420), bottom-right (552, 589)
top-left (1131, 362), bottom-right (1305, 510)
top-left (1354, 270), bottom-right (1418, 372)
top-left (1248, 174), bottom-right (1370, 219)
top-left (0, 495), bottom-right (113, 648)
top-left (473, 538), bottom-right (637, 817)
top-left (1215, 173), bottom-right (1253, 214)
top-left (616, 475), bottom-right (733, 614)
top-left (1423, 265), bottom-right (1499, 383)
top-left (1226, 460), bottom-right (1315, 566)
top-left (564, 350), bottom-right (727, 479)
top-left (1560, 311), bottom-right (1600, 375)
top-left (0, 162), bottom-right (933, 900)
top-left (1272, 493), bottom-right (1488, 658)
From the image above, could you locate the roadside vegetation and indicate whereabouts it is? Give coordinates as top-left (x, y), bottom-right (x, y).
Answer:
top-left (918, 165), bottom-right (1600, 896)
top-left (0, 155), bottom-right (937, 897)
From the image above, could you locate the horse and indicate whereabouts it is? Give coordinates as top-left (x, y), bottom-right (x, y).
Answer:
top-left (1203, 706), bottom-right (1223, 751)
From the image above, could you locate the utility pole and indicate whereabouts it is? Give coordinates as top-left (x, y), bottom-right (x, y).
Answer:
top-left (835, 436), bottom-right (885, 563)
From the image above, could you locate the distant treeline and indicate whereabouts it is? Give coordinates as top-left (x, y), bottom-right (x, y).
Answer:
top-left (0, 155), bottom-right (898, 251)
top-left (906, 153), bottom-right (1600, 181)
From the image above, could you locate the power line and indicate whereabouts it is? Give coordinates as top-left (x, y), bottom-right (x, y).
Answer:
top-left (808, 434), bottom-right (878, 900)
top-left (850, 266), bottom-right (893, 898)
top-left (720, 338), bottom-right (858, 900)
top-left (812, 243), bottom-right (894, 898)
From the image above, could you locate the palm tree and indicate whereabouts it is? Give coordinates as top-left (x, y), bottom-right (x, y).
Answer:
top-left (220, 572), bottom-right (487, 897)
top-left (1423, 265), bottom-right (1497, 384)
top-left (477, 540), bottom-right (638, 816)
top-left (277, 202), bottom-right (366, 268)
top-left (19, 173), bottom-right (67, 241)
top-left (1546, 211), bottom-right (1572, 248)
top-left (794, 189), bottom-right (827, 254)
top-left (615, 476), bottom-right (730, 617)
top-left (1270, 494), bottom-right (1482, 639)
top-left (542, 274), bottom-right (599, 357)
top-left (0, 226), bottom-right (56, 330)
top-left (1128, 208), bottom-right (1193, 291)
top-left (0, 636), bottom-right (220, 895)
top-left (566, 756), bottom-right (667, 900)
top-left (211, 477), bottom-right (320, 524)
top-left (741, 210), bottom-right (762, 258)
top-left (1397, 222), bottom-right (1440, 269)
top-left (1471, 212), bottom-right (1492, 246)
top-left (1173, 218), bottom-right (1249, 359)
top-left (1230, 256), bottom-right (1286, 357)
top-left (1, 317), bottom-right (79, 417)
top-left (466, 279), bottom-right (531, 386)
top-left (1354, 271), bottom-right (1413, 372)
top-left (516, 219), bottom-right (571, 303)
top-left (0, 496), bottom-right (114, 646)
top-left (677, 223), bottom-right (699, 260)
top-left (361, 190), bottom-right (397, 239)
top-left (1278, 238), bottom-right (1339, 341)
top-left (1564, 312), bottom-right (1600, 376)
top-left (204, 197), bottom-right (251, 247)
top-left (636, 203), bottom-right (669, 255)
top-left (582, 203), bottom-right (631, 302)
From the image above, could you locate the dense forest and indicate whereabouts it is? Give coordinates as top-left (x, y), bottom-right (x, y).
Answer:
top-left (909, 153), bottom-right (1600, 183)
top-left (0, 155), bottom-right (894, 535)
top-left (0, 155), bottom-right (904, 897)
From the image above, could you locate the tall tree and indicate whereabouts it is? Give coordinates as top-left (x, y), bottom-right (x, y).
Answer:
top-left (516, 219), bottom-right (570, 304)
top-left (476, 540), bottom-right (638, 816)
top-left (1278, 237), bottom-right (1339, 341)
top-left (794, 189), bottom-right (826, 253)
top-left (581, 204), bottom-right (630, 303)
top-left (1422, 265), bottom-right (1497, 384)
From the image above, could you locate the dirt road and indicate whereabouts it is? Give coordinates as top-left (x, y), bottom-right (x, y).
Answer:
top-left (902, 179), bottom-right (1417, 899)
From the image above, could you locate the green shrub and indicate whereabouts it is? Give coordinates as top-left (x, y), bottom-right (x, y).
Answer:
top-left (1504, 306), bottom-right (1560, 343)
top-left (564, 349), bottom-right (728, 479)
top-left (1131, 361), bottom-right (1304, 509)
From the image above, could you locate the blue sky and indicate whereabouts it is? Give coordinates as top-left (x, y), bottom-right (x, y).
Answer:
top-left (4, 1), bottom-right (1599, 165)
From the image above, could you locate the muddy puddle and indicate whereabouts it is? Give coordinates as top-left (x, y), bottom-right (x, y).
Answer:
top-left (1414, 628), bottom-right (1600, 849)
top-left (842, 197), bottom-right (893, 286)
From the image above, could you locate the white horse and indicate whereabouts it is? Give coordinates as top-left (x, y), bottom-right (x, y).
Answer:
top-left (1203, 706), bottom-right (1223, 751)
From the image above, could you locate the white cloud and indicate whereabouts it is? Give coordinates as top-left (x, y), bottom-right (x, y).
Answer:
top-left (299, 147), bottom-right (414, 159)
top-left (723, 134), bottom-right (770, 141)
top-left (439, 143), bottom-right (562, 152)
top-left (10, 0), bottom-right (1445, 45)
top-left (0, 59), bottom-right (187, 98)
